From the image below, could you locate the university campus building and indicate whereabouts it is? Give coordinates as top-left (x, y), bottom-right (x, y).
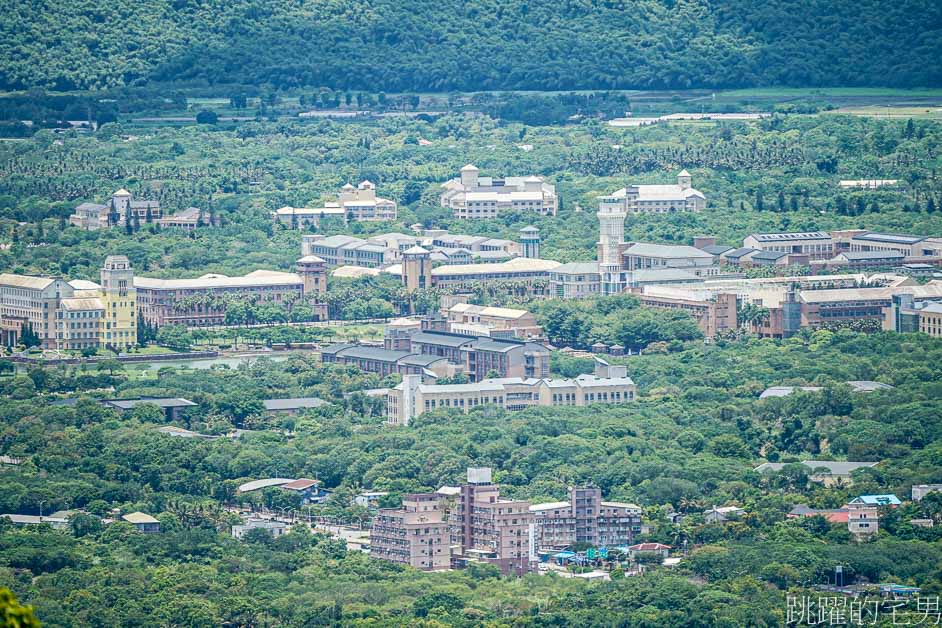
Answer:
top-left (440, 165), bottom-right (557, 219)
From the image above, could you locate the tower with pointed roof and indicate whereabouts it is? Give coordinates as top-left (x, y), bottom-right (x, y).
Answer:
top-left (677, 169), bottom-right (691, 191)
top-left (520, 225), bottom-right (540, 259)
top-left (460, 164), bottom-right (479, 188)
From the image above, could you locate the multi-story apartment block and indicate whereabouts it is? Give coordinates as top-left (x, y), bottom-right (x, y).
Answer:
top-left (449, 468), bottom-right (535, 575)
top-left (548, 263), bottom-right (603, 299)
top-left (847, 505), bottom-right (879, 539)
top-left (743, 232), bottom-right (835, 261)
top-left (69, 189), bottom-right (162, 230)
top-left (273, 181), bottom-right (397, 228)
top-left (598, 170), bottom-right (705, 215)
top-left (369, 493), bottom-right (450, 571)
top-left (530, 487), bottom-right (642, 552)
top-left (440, 165), bottom-right (557, 219)
top-left (0, 256), bottom-right (137, 351)
top-left (387, 362), bottom-right (636, 426)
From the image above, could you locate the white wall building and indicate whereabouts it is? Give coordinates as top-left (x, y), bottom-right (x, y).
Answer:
top-left (598, 170), bottom-right (705, 215)
top-left (440, 165), bottom-right (557, 219)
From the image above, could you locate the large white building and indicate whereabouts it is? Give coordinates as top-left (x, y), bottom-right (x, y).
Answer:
top-left (440, 165), bottom-right (557, 219)
top-left (598, 170), bottom-right (705, 215)
top-left (273, 180), bottom-right (397, 227)
top-left (387, 362), bottom-right (636, 426)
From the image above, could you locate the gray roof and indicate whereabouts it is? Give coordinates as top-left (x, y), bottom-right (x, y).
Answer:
top-left (839, 251), bottom-right (906, 261)
top-left (551, 262), bottom-right (600, 275)
top-left (750, 232), bottom-right (830, 242)
top-left (723, 247), bottom-right (758, 259)
top-left (623, 243), bottom-right (714, 259)
top-left (471, 337), bottom-right (526, 353)
top-left (853, 232), bottom-right (925, 245)
top-left (750, 250), bottom-right (789, 261)
top-left (319, 342), bottom-right (357, 356)
top-left (397, 354), bottom-right (448, 367)
top-left (629, 268), bottom-right (701, 283)
top-left (754, 460), bottom-right (879, 475)
top-left (263, 397), bottom-right (329, 411)
top-left (410, 331), bottom-right (477, 348)
top-left (336, 346), bottom-right (411, 362)
top-left (315, 235), bottom-right (363, 248)
top-left (105, 398), bottom-right (197, 410)
top-left (701, 244), bottom-right (734, 255)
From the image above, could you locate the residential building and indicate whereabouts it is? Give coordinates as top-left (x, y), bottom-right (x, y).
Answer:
top-left (529, 486), bottom-right (642, 552)
top-left (704, 505), bottom-right (745, 524)
top-left (232, 518), bottom-right (287, 540)
top-left (840, 232), bottom-right (942, 258)
top-left (848, 494), bottom-right (901, 508)
top-left (847, 506), bottom-right (879, 539)
top-left (262, 397), bottom-right (330, 414)
top-left (918, 302), bottom-right (942, 337)
top-left (0, 514), bottom-right (70, 529)
top-left (787, 504), bottom-right (851, 524)
top-left (626, 543), bottom-right (672, 559)
top-left (122, 512), bottom-right (160, 533)
top-left (597, 170), bottom-right (706, 215)
top-left (0, 255), bottom-right (136, 351)
top-left (387, 362), bottom-right (635, 426)
top-left (406, 330), bottom-right (551, 382)
top-left (449, 468), bottom-right (535, 575)
top-left (754, 460), bottom-right (879, 487)
top-left (440, 165), bottom-right (557, 219)
top-left (912, 484), bottom-right (942, 501)
top-left (69, 189), bottom-right (162, 230)
top-left (370, 493), bottom-right (450, 571)
top-left (158, 207), bottom-right (216, 232)
top-left (354, 492), bottom-right (390, 510)
top-left (273, 181), bottom-right (397, 227)
top-left (236, 478), bottom-right (330, 504)
top-left (743, 232), bottom-right (834, 261)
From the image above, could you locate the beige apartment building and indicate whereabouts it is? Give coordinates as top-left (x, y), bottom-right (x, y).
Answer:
top-left (597, 170), bottom-right (706, 215)
top-left (444, 303), bottom-right (542, 338)
top-left (530, 487), bottom-right (642, 552)
top-left (440, 165), bottom-right (557, 219)
top-left (743, 232), bottom-right (835, 261)
top-left (273, 180), bottom-right (397, 228)
top-left (450, 468), bottom-right (534, 575)
top-left (369, 493), bottom-right (450, 571)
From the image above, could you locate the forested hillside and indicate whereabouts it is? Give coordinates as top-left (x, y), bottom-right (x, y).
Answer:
top-left (1, 0), bottom-right (940, 91)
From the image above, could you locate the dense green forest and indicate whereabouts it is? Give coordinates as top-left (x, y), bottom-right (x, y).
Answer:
top-left (1, 0), bottom-right (940, 91)
top-left (2, 330), bottom-right (942, 625)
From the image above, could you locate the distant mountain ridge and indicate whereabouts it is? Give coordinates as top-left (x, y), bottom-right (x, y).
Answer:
top-left (2, 0), bottom-right (940, 91)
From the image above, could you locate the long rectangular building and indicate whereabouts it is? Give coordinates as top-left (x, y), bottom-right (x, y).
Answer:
top-left (387, 362), bottom-right (636, 426)
top-left (530, 487), bottom-right (642, 552)
top-left (369, 493), bottom-right (450, 571)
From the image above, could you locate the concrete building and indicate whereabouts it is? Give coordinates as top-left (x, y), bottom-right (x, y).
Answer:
top-left (387, 362), bottom-right (635, 426)
top-left (370, 493), bottom-right (450, 571)
top-left (440, 165), bottom-right (557, 219)
top-left (530, 487), bottom-right (642, 552)
top-left (444, 303), bottom-right (542, 339)
top-left (232, 518), bottom-right (287, 540)
top-left (122, 512), bottom-right (160, 533)
top-left (0, 255), bottom-right (136, 351)
top-left (548, 263), bottom-right (603, 299)
top-left (273, 181), bottom-right (397, 227)
top-left (520, 226), bottom-right (540, 259)
top-left (754, 460), bottom-right (879, 487)
top-left (637, 291), bottom-right (737, 338)
top-left (135, 269), bottom-right (326, 327)
top-left (597, 170), bottom-right (706, 215)
top-left (743, 232), bottom-right (835, 261)
top-left (912, 484), bottom-right (942, 501)
top-left (69, 189), bottom-right (162, 230)
top-left (449, 468), bottom-right (535, 575)
top-left (622, 243), bottom-right (719, 277)
top-left (847, 506), bottom-right (879, 539)
top-left (158, 207), bottom-right (216, 232)
top-left (402, 246), bottom-right (433, 292)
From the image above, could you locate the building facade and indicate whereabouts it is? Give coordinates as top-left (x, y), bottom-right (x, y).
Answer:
top-left (70, 189), bottom-right (162, 230)
top-left (530, 487), bottom-right (642, 552)
top-left (440, 165), bottom-right (557, 219)
top-left (273, 181), bottom-right (397, 227)
top-left (370, 493), bottom-right (450, 571)
top-left (597, 170), bottom-right (705, 215)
